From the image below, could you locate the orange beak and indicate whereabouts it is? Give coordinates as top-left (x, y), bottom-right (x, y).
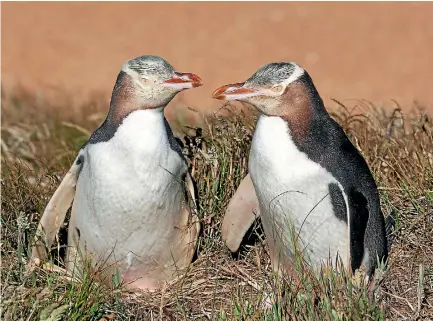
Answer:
top-left (212, 82), bottom-right (259, 101)
top-left (164, 72), bottom-right (203, 90)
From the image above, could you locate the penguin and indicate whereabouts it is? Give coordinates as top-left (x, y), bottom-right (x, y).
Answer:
top-left (212, 62), bottom-right (394, 279)
top-left (32, 55), bottom-right (202, 291)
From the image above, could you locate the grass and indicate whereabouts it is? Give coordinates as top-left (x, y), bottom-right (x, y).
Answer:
top-left (1, 89), bottom-right (432, 320)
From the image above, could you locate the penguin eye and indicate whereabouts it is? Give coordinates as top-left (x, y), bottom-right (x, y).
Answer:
top-left (140, 76), bottom-right (156, 85)
top-left (271, 84), bottom-right (283, 93)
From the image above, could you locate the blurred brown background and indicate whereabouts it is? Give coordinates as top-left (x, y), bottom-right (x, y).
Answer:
top-left (2, 2), bottom-right (433, 115)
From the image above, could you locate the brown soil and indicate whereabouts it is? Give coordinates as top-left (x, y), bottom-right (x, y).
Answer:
top-left (2, 2), bottom-right (433, 116)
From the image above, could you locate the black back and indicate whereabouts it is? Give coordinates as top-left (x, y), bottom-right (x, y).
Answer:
top-left (286, 72), bottom-right (388, 275)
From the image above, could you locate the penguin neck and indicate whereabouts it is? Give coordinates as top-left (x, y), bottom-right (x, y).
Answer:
top-left (296, 72), bottom-right (326, 113)
top-left (86, 71), bottom-right (172, 146)
top-left (275, 72), bottom-right (328, 143)
top-left (114, 108), bottom-right (168, 156)
top-left (105, 71), bottom-right (167, 126)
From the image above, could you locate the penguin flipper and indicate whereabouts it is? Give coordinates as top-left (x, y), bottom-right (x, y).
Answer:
top-left (347, 189), bottom-right (369, 274)
top-left (221, 174), bottom-right (260, 252)
top-left (31, 157), bottom-right (82, 265)
top-left (348, 189), bottom-right (388, 277)
top-left (184, 171), bottom-right (200, 253)
top-left (159, 172), bottom-right (199, 281)
top-left (185, 171), bottom-right (197, 208)
top-left (385, 209), bottom-right (397, 252)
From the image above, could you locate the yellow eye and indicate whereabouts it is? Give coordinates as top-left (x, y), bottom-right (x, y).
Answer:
top-left (271, 85), bottom-right (283, 92)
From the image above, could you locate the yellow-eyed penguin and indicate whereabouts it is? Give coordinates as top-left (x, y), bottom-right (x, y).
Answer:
top-left (212, 62), bottom-right (393, 279)
top-left (32, 55), bottom-right (202, 291)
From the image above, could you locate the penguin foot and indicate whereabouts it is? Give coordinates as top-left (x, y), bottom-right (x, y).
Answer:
top-left (28, 258), bottom-right (81, 284)
top-left (121, 270), bottom-right (165, 292)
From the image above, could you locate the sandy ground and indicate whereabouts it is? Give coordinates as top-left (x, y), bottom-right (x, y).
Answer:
top-left (2, 2), bottom-right (433, 116)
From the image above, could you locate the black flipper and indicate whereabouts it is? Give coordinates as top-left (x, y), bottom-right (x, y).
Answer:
top-left (329, 183), bottom-right (348, 223)
top-left (385, 209), bottom-right (397, 252)
top-left (347, 189), bottom-right (369, 272)
top-left (329, 183), bottom-right (368, 272)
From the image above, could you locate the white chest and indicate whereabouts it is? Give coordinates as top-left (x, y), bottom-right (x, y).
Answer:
top-left (249, 116), bottom-right (349, 267)
top-left (73, 110), bottom-right (187, 257)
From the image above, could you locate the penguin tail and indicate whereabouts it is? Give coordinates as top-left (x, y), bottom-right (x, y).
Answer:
top-left (385, 209), bottom-right (397, 252)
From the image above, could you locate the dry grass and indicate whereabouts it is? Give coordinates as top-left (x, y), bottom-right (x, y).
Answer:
top-left (1, 89), bottom-right (432, 320)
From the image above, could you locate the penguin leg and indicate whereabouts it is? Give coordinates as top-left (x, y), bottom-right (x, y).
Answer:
top-left (31, 158), bottom-right (81, 267)
top-left (221, 174), bottom-right (261, 252)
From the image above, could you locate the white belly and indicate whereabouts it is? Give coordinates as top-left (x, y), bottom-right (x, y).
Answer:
top-left (72, 110), bottom-right (187, 269)
top-left (249, 116), bottom-right (349, 270)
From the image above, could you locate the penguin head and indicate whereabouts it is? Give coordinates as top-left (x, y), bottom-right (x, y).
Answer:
top-left (212, 62), bottom-right (308, 116)
top-left (117, 55), bottom-right (202, 109)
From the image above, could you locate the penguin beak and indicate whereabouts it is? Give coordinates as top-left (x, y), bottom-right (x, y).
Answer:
top-left (163, 72), bottom-right (203, 90)
top-left (212, 82), bottom-right (261, 101)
